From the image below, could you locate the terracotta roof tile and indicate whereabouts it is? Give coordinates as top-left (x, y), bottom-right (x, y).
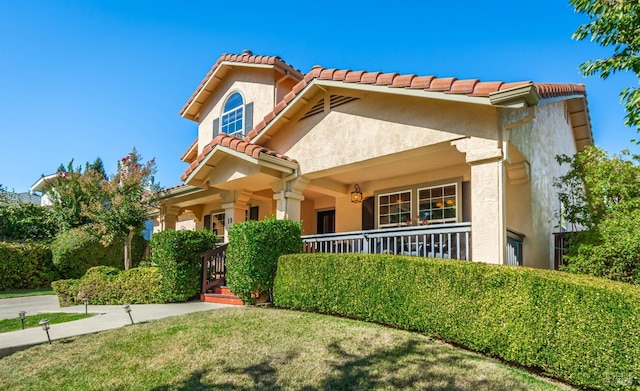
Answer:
top-left (376, 72), bottom-right (398, 86)
top-left (468, 81), bottom-right (504, 97)
top-left (447, 79), bottom-right (479, 94)
top-left (360, 71), bottom-right (381, 84)
top-left (408, 75), bottom-right (435, 89)
top-left (389, 74), bottom-right (416, 88)
top-left (534, 83), bottom-right (586, 98)
top-left (344, 70), bottom-right (366, 83)
top-left (319, 69), bottom-right (337, 80)
top-left (427, 77), bottom-right (457, 91)
top-left (333, 69), bottom-right (351, 81)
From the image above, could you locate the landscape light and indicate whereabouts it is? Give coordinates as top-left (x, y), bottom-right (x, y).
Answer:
top-left (39, 319), bottom-right (51, 344)
top-left (123, 304), bottom-right (134, 324)
top-left (18, 311), bottom-right (26, 330)
top-left (83, 298), bottom-right (89, 315)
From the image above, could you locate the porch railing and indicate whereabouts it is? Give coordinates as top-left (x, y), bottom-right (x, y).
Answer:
top-left (201, 243), bottom-right (228, 294)
top-left (506, 229), bottom-right (525, 266)
top-left (302, 222), bottom-right (472, 261)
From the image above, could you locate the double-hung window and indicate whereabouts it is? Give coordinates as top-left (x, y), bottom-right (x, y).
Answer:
top-left (220, 92), bottom-right (244, 136)
top-left (418, 183), bottom-right (457, 223)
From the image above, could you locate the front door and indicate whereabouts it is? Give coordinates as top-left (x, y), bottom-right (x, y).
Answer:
top-left (317, 210), bottom-right (335, 234)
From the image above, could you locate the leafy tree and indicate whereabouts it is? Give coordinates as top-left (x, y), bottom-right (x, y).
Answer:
top-left (0, 200), bottom-right (58, 241)
top-left (554, 146), bottom-right (640, 283)
top-left (83, 148), bottom-right (159, 269)
top-left (570, 0), bottom-right (640, 138)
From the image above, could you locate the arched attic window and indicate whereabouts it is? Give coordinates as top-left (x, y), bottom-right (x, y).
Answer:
top-left (220, 92), bottom-right (251, 137)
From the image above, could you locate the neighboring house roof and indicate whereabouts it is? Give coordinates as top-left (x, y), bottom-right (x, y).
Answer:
top-left (180, 52), bottom-right (304, 121)
top-left (30, 173), bottom-right (59, 193)
top-left (180, 133), bottom-right (296, 182)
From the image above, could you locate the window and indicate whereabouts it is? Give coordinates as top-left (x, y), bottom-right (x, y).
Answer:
top-left (378, 191), bottom-right (411, 227)
top-left (204, 211), bottom-right (226, 238)
top-left (418, 183), bottom-right (457, 224)
top-left (220, 92), bottom-right (244, 136)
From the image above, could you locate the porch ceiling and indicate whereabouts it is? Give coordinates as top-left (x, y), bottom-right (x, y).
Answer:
top-left (302, 142), bottom-right (467, 200)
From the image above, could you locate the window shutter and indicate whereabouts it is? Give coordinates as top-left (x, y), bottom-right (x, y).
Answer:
top-left (362, 197), bottom-right (375, 230)
top-left (212, 118), bottom-right (219, 137)
top-left (204, 214), bottom-right (211, 232)
top-left (244, 102), bottom-right (254, 134)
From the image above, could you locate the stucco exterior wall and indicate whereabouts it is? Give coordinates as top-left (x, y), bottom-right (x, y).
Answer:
top-left (506, 101), bottom-right (578, 268)
top-left (197, 68), bottom-right (276, 154)
top-left (266, 94), bottom-right (498, 175)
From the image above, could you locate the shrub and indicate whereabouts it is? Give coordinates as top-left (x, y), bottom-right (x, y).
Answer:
top-left (0, 201), bottom-right (58, 241)
top-left (50, 227), bottom-right (147, 279)
top-left (51, 266), bottom-right (163, 306)
top-left (226, 218), bottom-right (301, 304)
top-left (149, 230), bottom-right (217, 302)
top-left (0, 241), bottom-right (57, 290)
top-left (274, 253), bottom-right (640, 390)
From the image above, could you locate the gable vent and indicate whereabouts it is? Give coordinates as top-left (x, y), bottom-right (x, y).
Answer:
top-left (299, 98), bottom-right (325, 121)
top-left (330, 94), bottom-right (358, 109)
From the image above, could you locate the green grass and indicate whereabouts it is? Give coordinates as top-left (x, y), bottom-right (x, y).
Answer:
top-left (0, 307), bottom-right (572, 390)
top-left (0, 313), bottom-right (95, 333)
top-left (0, 288), bottom-right (55, 299)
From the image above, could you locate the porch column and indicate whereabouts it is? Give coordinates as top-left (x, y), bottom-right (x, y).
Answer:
top-left (453, 138), bottom-right (506, 265)
top-left (221, 190), bottom-right (251, 242)
top-left (159, 205), bottom-right (180, 231)
top-left (273, 176), bottom-right (309, 222)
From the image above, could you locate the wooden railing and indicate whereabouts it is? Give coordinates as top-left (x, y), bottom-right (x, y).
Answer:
top-left (302, 223), bottom-right (472, 261)
top-left (201, 243), bottom-right (228, 294)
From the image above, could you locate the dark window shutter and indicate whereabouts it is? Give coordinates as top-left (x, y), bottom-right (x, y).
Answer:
top-left (462, 181), bottom-right (471, 222)
top-left (249, 206), bottom-right (259, 221)
top-left (212, 118), bottom-right (219, 137)
top-left (244, 102), bottom-right (254, 134)
top-left (362, 197), bottom-right (375, 230)
top-left (204, 214), bottom-right (211, 232)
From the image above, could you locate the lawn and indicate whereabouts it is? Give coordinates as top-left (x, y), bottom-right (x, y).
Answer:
top-left (0, 288), bottom-right (55, 299)
top-left (0, 312), bottom-right (95, 333)
top-left (0, 307), bottom-right (572, 390)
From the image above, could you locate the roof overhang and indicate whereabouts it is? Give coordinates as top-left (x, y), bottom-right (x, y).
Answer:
top-left (489, 83), bottom-right (540, 108)
top-left (30, 173), bottom-right (58, 193)
top-left (182, 143), bottom-right (298, 189)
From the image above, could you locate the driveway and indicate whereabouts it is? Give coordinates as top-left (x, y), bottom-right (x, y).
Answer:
top-left (0, 295), bottom-right (61, 320)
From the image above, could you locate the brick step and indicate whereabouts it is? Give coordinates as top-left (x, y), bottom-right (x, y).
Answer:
top-left (201, 293), bottom-right (243, 306)
top-left (214, 286), bottom-right (234, 296)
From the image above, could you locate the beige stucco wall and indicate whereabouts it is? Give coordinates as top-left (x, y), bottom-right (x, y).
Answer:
top-left (197, 68), bottom-right (276, 154)
top-left (266, 93), bottom-right (498, 175)
top-left (506, 101), bottom-right (578, 268)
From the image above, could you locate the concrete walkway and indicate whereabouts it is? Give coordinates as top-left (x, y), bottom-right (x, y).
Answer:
top-left (0, 295), bottom-right (231, 357)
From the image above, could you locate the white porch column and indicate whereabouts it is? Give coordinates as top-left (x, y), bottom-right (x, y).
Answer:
top-left (453, 138), bottom-right (506, 265)
top-left (273, 176), bottom-right (309, 222)
top-left (221, 190), bottom-right (252, 242)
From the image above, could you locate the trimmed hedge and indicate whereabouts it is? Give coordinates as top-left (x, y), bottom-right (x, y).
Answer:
top-left (149, 229), bottom-right (217, 302)
top-left (0, 241), bottom-right (57, 290)
top-left (274, 253), bottom-right (640, 390)
top-left (226, 218), bottom-right (301, 304)
top-left (50, 227), bottom-right (147, 279)
top-left (52, 266), bottom-right (164, 306)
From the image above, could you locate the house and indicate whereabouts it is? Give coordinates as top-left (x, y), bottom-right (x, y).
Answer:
top-left (156, 50), bottom-right (592, 270)
top-left (30, 173), bottom-right (59, 206)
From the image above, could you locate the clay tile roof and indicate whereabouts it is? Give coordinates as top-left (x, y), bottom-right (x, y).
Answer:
top-left (333, 69), bottom-right (351, 81)
top-left (427, 77), bottom-right (457, 92)
top-left (344, 70), bottom-right (366, 83)
top-left (180, 52), bottom-right (304, 116)
top-left (319, 69), bottom-right (337, 80)
top-left (376, 72), bottom-right (399, 86)
top-left (180, 134), bottom-right (296, 181)
top-left (469, 81), bottom-right (504, 97)
top-left (534, 83), bottom-right (586, 99)
top-left (407, 75), bottom-right (435, 89)
top-left (447, 79), bottom-right (479, 94)
top-left (360, 71), bottom-right (381, 84)
top-left (389, 74), bottom-right (416, 88)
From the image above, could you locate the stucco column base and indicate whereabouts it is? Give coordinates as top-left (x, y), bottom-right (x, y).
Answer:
top-left (469, 160), bottom-right (505, 264)
top-left (159, 206), bottom-right (181, 231)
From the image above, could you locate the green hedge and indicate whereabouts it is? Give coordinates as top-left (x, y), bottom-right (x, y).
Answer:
top-left (274, 253), bottom-right (640, 390)
top-left (51, 266), bottom-right (164, 306)
top-left (226, 218), bottom-right (301, 304)
top-left (149, 229), bottom-right (217, 302)
top-left (0, 242), bottom-right (57, 290)
top-left (50, 227), bottom-right (147, 279)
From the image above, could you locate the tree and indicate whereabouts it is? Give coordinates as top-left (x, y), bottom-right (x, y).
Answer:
top-left (571, 0), bottom-right (640, 138)
top-left (83, 148), bottom-right (159, 269)
top-left (554, 146), bottom-right (640, 283)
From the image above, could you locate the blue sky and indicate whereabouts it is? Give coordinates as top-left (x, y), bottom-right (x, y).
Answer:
top-left (1, 0), bottom-right (638, 192)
